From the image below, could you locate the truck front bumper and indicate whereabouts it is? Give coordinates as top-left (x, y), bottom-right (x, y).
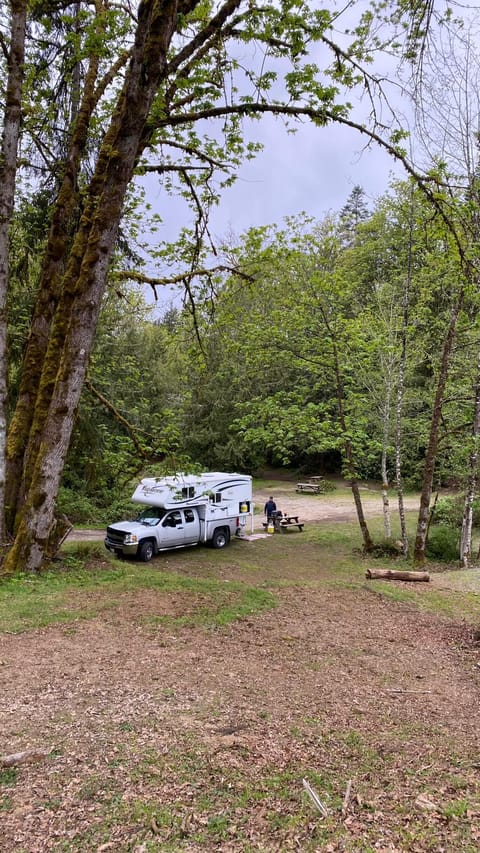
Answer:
top-left (104, 537), bottom-right (139, 557)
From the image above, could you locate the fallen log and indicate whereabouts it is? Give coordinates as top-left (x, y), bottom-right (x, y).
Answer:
top-left (365, 568), bottom-right (430, 582)
top-left (1, 748), bottom-right (49, 768)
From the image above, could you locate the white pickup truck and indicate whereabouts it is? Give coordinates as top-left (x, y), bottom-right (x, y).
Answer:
top-left (105, 472), bottom-right (253, 561)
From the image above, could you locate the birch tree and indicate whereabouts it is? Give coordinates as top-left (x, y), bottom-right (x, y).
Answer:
top-left (403, 21), bottom-right (480, 562)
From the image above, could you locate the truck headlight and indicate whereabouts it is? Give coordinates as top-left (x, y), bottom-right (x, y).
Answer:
top-left (124, 533), bottom-right (138, 545)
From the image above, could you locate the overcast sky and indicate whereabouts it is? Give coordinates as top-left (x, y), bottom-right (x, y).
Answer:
top-left (146, 113), bottom-right (404, 311)
top-left (208, 116), bottom-right (402, 237)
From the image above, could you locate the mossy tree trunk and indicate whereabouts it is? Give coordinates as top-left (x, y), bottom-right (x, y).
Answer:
top-left (5, 51), bottom-right (102, 533)
top-left (3, 0), bottom-right (182, 574)
top-left (0, 0), bottom-right (27, 545)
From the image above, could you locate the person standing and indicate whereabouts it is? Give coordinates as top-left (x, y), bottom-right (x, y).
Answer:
top-left (264, 496), bottom-right (277, 521)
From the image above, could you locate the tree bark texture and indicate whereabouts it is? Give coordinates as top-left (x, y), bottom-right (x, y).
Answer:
top-left (5, 50), bottom-right (101, 531)
top-left (0, 0), bottom-right (28, 543)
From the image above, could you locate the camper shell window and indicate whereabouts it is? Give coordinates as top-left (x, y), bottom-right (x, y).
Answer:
top-left (180, 486), bottom-right (195, 499)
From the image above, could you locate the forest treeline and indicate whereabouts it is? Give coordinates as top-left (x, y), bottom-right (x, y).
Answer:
top-left (21, 182), bottom-right (477, 564)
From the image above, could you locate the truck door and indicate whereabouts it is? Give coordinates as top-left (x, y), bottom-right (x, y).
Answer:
top-left (159, 510), bottom-right (185, 548)
top-left (159, 509), bottom-right (200, 548)
top-left (182, 507), bottom-right (201, 544)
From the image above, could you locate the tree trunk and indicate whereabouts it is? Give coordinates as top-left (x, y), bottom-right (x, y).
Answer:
top-left (325, 312), bottom-right (374, 552)
top-left (460, 351), bottom-right (480, 566)
top-left (413, 289), bottom-right (464, 563)
top-left (0, 0), bottom-right (28, 543)
top-left (395, 188), bottom-right (416, 557)
top-left (350, 474), bottom-right (374, 551)
top-left (5, 50), bottom-right (102, 532)
top-left (3, 0), bottom-right (181, 575)
top-left (381, 394), bottom-right (392, 541)
top-left (395, 358), bottom-right (408, 555)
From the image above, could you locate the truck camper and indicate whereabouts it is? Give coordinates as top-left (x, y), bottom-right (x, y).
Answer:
top-left (105, 472), bottom-right (253, 561)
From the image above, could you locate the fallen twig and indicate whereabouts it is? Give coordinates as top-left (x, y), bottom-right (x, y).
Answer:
top-left (385, 689), bottom-right (432, 695)
top-left (302, 778), bottom-right (329, 818)
top-left (341, 779), bottom-right (353, 816)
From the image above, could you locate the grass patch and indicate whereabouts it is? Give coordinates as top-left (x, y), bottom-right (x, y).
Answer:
top-left (0, 559), bottom-right (276, 634)
top-left (2, 514), bottom-right (480, 631)
top-left (0, 767), bottom-right (18, 786)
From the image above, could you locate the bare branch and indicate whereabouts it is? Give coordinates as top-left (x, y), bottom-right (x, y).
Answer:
top-left (113, 264), bottom-right (253, 292)
top-left (155, 100), bottom-right (471, 272)
top-left (85, 379), bottom-right (164, 461)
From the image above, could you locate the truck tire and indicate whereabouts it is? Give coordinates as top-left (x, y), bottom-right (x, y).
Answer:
top-left (138, 539), bottom-right (155, 562)
top-left (211, 527), bottom-right (230, 549)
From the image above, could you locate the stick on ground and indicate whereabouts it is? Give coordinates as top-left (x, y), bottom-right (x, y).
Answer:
top-left (1, 749), bottom-right (49, 767)
top-left (302, 778), bottom-right (329, 817)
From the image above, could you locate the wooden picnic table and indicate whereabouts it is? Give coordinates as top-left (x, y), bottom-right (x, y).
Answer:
top-left (296, 482), bottom-right (322, 494)
top-left (277, 515), bottom-right (304, 532)
top-left (263, 515), bottom-right (304, 533)
top-left (296, 475), bottom-right (327, 494)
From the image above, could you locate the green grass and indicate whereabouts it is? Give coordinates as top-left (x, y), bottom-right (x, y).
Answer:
top-left (0, 767), bottom-right (18, 786)
top-left (3, 510), bottom-right (480, 632)
top-left (0, 548), bottom-right (277, 633)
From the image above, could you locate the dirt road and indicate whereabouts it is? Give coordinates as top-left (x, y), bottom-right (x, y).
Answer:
top-left (252, 486), bottom-right (419, 526)
top-left (69, 487), bottom-right (419, 541)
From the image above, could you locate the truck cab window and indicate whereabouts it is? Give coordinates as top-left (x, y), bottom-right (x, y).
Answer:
top-left (136, 506), bottom-right (164, 526)
top-left (163, 511), bottom-right (182, 527)
top-left (184, 509), bottom-right (195, 523)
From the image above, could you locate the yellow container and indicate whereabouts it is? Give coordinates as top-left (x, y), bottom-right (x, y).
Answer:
top-left (267, 521), bottom-right (275, 534)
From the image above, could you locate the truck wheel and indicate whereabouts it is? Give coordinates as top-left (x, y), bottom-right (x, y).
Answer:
top-left (211, 527), bottom-right (230, 549)
top-left (138, 540), bottom-right (155, 562)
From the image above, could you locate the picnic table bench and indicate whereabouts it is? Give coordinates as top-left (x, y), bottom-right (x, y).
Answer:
top-left (262, 515), bottom-right (304, 533)
top-left (296, 475), bottom-right (328, 494)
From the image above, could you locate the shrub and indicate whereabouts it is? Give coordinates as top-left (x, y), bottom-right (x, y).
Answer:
top-left (57, 486), bottom-right (139, 526)
top-left (425, 525), bottom-right (459, 562)
top-left (57, 488), bottom-right (100, 525)
top-left (432, 495), bottom-right (480, 529)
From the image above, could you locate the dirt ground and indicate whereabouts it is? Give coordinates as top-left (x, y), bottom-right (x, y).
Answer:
top-left (1, 488), bottom-right (480, 852)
